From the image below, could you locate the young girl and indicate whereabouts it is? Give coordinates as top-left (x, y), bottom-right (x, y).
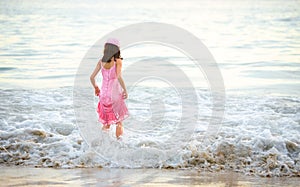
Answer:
top-left (90, 38), bottom-right (129, 139)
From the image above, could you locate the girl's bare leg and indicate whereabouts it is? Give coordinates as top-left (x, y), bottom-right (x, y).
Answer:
top-left (102, 124), bottom-right (110, 131)
top-left (116, 122), bottom-right (123, 139)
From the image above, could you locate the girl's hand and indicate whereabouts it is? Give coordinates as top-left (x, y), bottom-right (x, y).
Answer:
top-left (122, 90), bottom-right (128, 99)
top-left (95, 86), bottom-right (100, 96)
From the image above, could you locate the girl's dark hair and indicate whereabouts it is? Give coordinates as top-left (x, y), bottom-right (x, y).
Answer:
top-left (101, 43), bottom-right (121, 63)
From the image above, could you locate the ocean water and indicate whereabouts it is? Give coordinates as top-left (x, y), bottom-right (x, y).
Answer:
top-left (1, 0), bottom-right (300, 177)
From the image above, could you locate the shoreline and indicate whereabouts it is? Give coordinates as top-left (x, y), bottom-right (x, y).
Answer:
top-left (0, 166), bottom-right (299, 186)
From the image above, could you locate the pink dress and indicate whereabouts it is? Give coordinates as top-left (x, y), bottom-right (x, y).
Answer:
top-left (97, 61), bottom-right (129, 126)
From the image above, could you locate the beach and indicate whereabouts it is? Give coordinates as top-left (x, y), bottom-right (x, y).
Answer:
top-left (1, 166), bottom-right (299, 187)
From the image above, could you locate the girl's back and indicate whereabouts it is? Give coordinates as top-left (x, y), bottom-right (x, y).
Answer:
top-left (102, 61), bottom-right (115, 70)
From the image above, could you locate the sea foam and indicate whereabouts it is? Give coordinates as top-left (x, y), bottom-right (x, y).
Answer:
top-left (0, 87), bottom-right (299, 177)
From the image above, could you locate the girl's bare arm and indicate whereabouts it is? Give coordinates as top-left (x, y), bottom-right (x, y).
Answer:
top-left (90, 60), bottom-right (101, 89)
top-left (116, 59), bottom-right (128, 99)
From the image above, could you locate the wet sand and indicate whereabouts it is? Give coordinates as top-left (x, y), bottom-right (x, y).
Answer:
top-left (0, 166), bottom-right (299, 187)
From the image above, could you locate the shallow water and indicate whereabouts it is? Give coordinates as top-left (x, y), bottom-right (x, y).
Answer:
top-left (0, 0), bottom-right (300, 178)
top-left (1, 87), bottom-right (299, 177)
top-left (1, 167), bottom-right (300, 187)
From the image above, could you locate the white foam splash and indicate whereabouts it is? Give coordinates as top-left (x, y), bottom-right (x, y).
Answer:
top-left (0, 87), bottom-right (299, 177)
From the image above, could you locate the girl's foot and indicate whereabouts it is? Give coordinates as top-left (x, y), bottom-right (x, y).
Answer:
top-left (117, 135), bottom-right (123, 141)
